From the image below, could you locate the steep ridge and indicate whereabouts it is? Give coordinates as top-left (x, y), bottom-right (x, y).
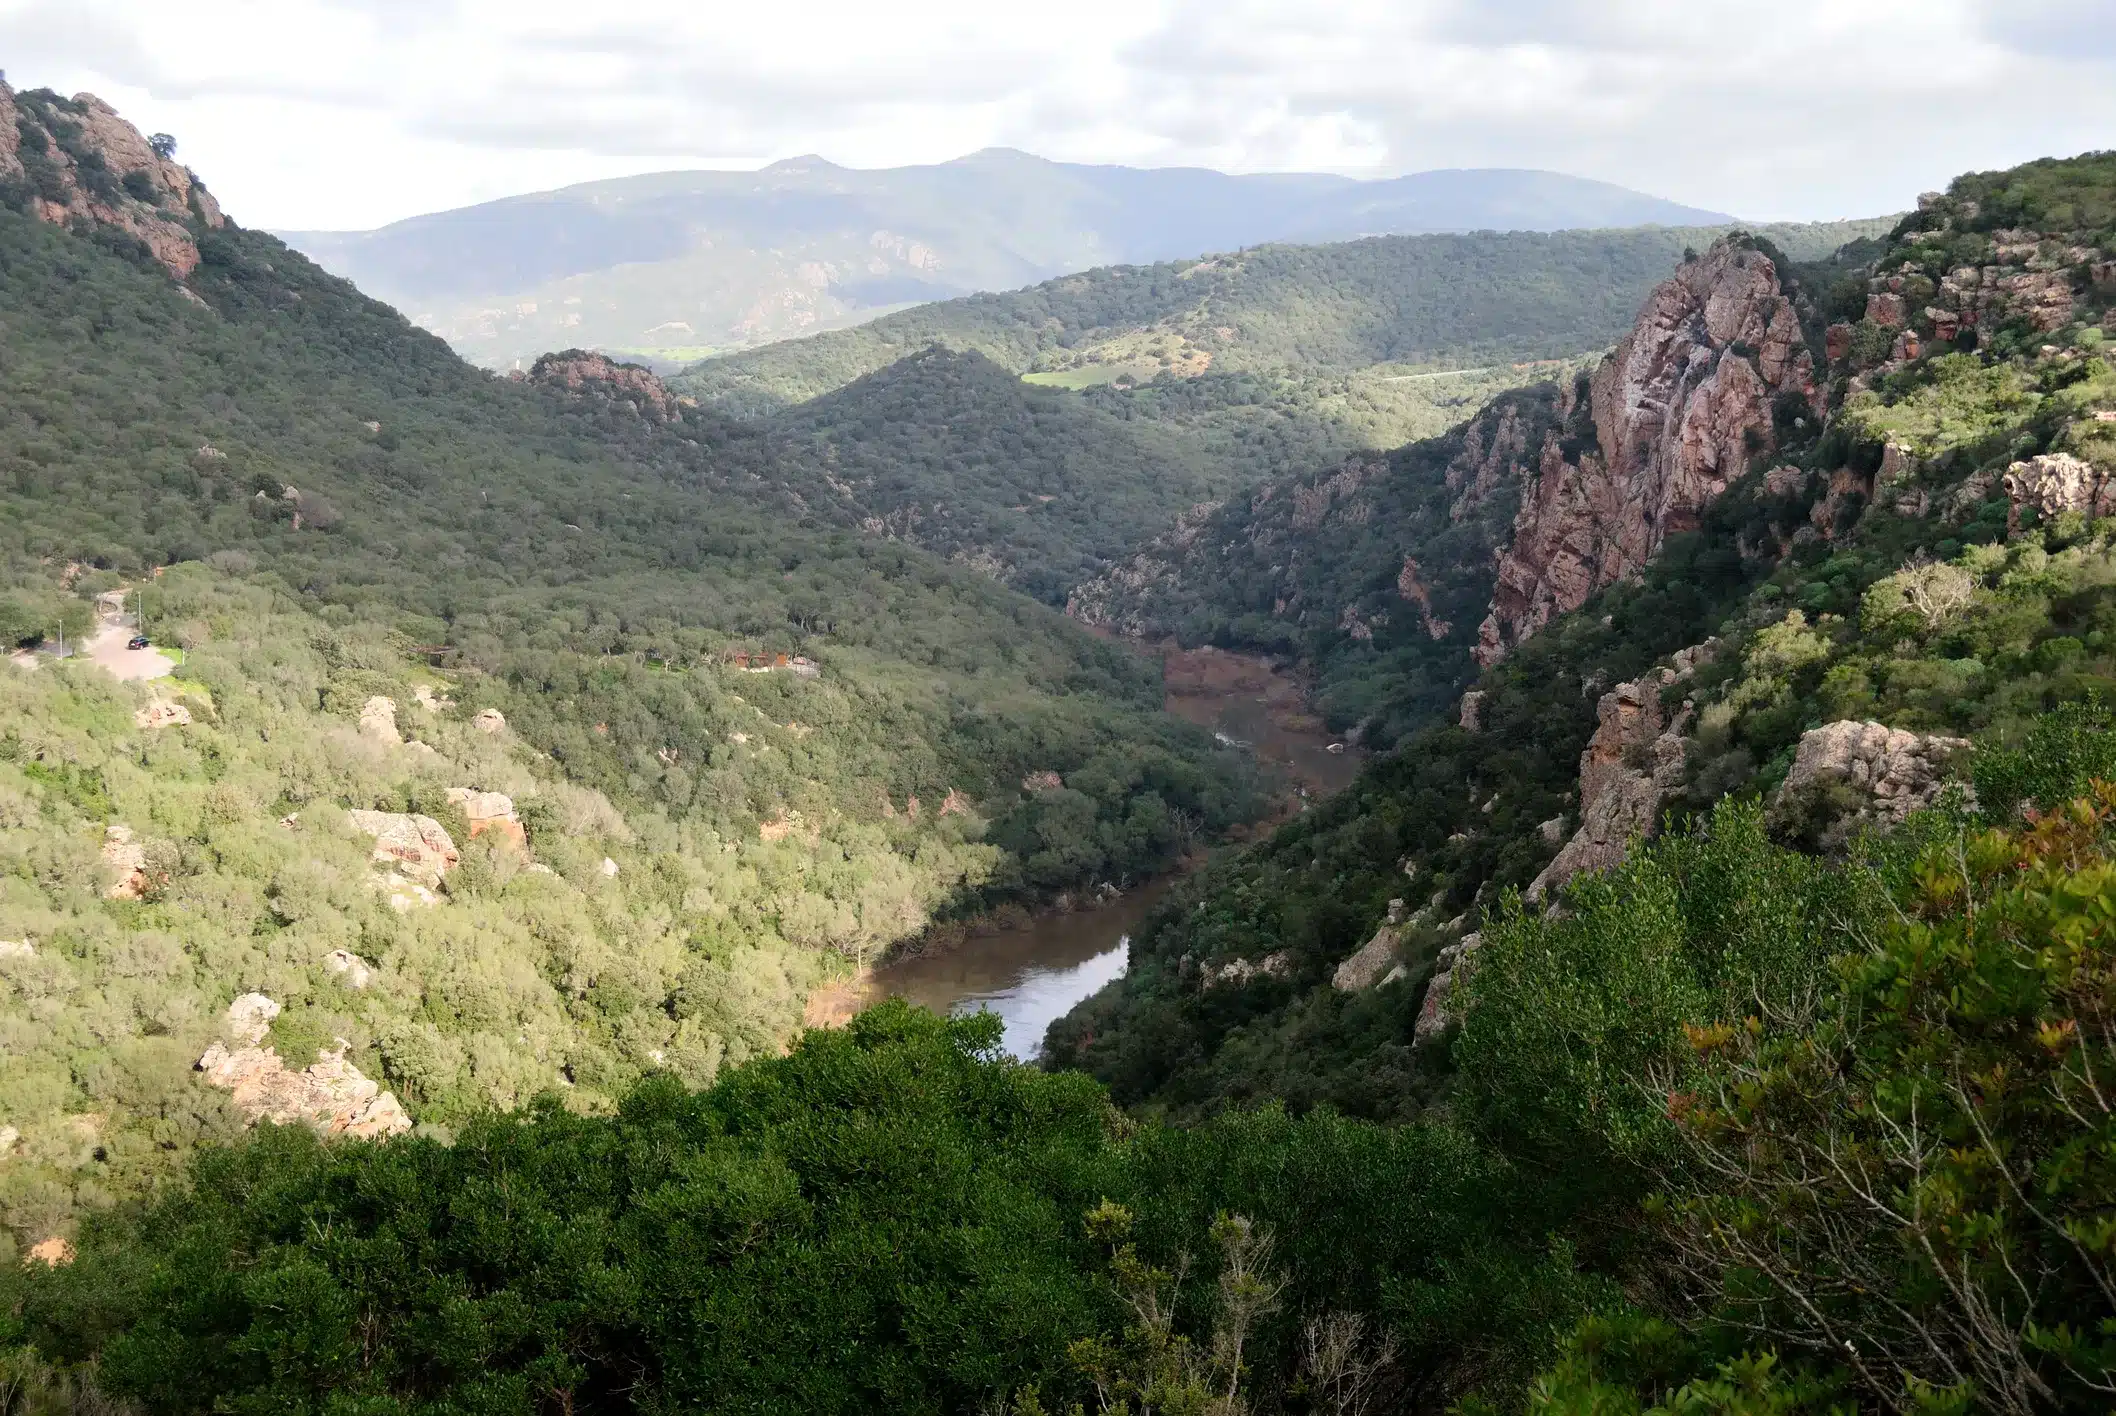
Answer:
top-left (1047, 150), bottom-right (2116, 1122)
top-left (1473, 241), bottom-right (1818, 664)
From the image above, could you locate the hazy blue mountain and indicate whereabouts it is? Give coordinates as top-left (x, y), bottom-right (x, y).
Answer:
top-left (279, 150), bottom-right (1732, 368)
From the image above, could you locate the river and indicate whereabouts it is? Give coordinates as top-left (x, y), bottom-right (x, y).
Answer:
top-left (864, 642), bottom-right (1357, 1059)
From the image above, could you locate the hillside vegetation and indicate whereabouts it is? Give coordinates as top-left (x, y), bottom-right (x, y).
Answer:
top-left (674, 218), bottom-right (1894, 420)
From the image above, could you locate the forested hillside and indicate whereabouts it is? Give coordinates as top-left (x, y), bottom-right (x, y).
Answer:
top-left (0, 83), bottom-right (1262, 1252)
top-left (674, 218), bottom-right (1894, 420)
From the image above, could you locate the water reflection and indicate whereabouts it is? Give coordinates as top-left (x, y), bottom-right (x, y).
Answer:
top-left (869, 879), bottom-right (1175, 1059)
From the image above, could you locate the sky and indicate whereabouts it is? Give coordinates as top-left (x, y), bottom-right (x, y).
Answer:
top-left (3, 0), bottom-right (2113, 232)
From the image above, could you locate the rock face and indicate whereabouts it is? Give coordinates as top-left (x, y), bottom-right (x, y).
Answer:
top-left (1333, 898), bottom-right (1408, 992)
top-left (100, 824), bottom-right (152, 900)
top-left (1476, 241), bottom-right (1815, 665)
top-left (1528, 641), bottom-right (1719, 904)
top-left (529, 350), bottom-right (686, 423)
top-left (323, 950), bottom-right (374, 989)
top-left (1774, 721), bottom-right (1970, 831)
top-left (1414, 931), bottom-right (1483, 1046)
top-left (0, 83), bottom-right (224, 280)
top-left (346, 810), bottom-right (459, 896)
top-left (358, 695), bottom-right (401, 743)
top-left (197, 997), bottom-right (411, 1140)
top-left (2004, 452), bottom-right (2115, 531)
top-left (445, 787), bottom-right (527, 850)
top-left (1458, 691), bottom-right (1486, 732)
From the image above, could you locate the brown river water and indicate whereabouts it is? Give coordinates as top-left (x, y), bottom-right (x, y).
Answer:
top-left (863, 642), bottom-right (1360, 1058)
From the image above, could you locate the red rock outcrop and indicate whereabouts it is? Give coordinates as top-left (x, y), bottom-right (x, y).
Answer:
top-left (1474, 241), bottom-right (1814, 666)
top-left (195, 993), bottom-right (412, 1140)
top-left (0, 83), bottom-right (223, 280)
top-left (529, 350), bottom-right (687, 423)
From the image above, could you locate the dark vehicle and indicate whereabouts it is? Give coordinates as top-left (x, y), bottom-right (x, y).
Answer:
top-left (127, 636), bottom-right (150, 650)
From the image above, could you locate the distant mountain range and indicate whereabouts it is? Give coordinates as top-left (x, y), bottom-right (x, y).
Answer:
top-left (278, 150), bottom-right (1734, 369)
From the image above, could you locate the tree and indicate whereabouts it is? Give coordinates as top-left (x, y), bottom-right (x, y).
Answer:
top-left (147, 133), bottom-right (176, 161)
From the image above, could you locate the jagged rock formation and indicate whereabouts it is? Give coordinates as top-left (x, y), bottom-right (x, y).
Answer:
top-left (1527, 641), bottom-right (1718, 904)
top-left (196, 995), bottom-right (411, 1140)
top-left (1476, 240), bottom-right (1816, 665)
top-left (528, 350), bottom-right (688, 423)
top-left (0, 82), bottom-right (224, 280)
top-left (1414, 930), bottom-right (1483, 1047)
top-left (1332, 898), bottom-right (1407, 992)
top-left (2004, 452), bottom-right (2114, 530)
top-left (1772, 721), bottom-right (1971, 839)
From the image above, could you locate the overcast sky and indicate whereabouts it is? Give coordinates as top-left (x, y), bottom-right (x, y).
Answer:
top-left (5, 0), bottom-right (2113, 232)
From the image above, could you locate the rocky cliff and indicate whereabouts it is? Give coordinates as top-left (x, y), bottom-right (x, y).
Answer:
top-left (0, 82), bottom-right (224, 279)
top-left (1475, 240), bottom-right (1817, 665)
top-left (527, 350), bottom-right (690, 423)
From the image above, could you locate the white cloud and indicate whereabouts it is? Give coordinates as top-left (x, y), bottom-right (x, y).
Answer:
top-left (5, 0), bottom-right (2112, 229)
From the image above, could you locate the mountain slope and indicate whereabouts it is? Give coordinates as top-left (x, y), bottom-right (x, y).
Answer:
top-left (1048, 151), bottom-right (2116, 1121)
top-left (0, 84), bottom-right (1265, 1245)
top-left (281, 152), bottom-right (1732, 367)
top-left (672, 218), bottom-right (1895, 421)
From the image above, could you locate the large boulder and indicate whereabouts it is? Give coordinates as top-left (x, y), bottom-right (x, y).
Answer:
top-left (1414, 931), bottom-right (1483, 1047)
top-left (446, 787), bottom-right (527, 850)
top-left (1771, 721), bottom-right (1970, 845)
top-left (347, 810), bottom-right (459, 888)
top-left (1333, 899), bottom-right (1408, 992)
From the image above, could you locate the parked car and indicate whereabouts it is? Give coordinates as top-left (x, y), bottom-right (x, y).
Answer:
top-left (127, 636), bottom-right (150, 650)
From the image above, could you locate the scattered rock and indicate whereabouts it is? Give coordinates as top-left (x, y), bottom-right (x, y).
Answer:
top-left (1204, 952), bottom-right (1293, 987)
top-left (225, 991), bottom-right (280, 1046)
top-left (323, 950), bottom-right (374, 989)
top-left (358, 695), bottom-right (401, 744)
top-left (346, 810), bottom-right (458, 887)
top-left (1539, 815), bottom-right (1567, 843)
top-left (600, 856), bottom-right (620, 877)
top-left (0, 939), bottom-right (33, 959)
top-left (472, 708), bottom-right (506, 736)
top-left (1021, 771), bottom-right (1064, 793)
top-left (1865, 292), bottom-right (1907, 328)
top-left (0, 1124), bottom-right (16, 1155)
